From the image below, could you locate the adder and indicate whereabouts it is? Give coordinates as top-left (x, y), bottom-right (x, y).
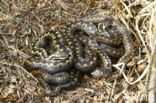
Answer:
top-left (25, 14), bottom-right (135, 96)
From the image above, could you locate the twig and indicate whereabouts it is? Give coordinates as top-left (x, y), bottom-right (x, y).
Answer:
top-left (147, 4), bottom-right (156, 102)
top-left (148, 41), bottom-right (156, 103)
top-left (113, 62), bottom-right (148, 85)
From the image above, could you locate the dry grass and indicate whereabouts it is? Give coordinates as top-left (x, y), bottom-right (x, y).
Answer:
top-left (0, 0), bottom-right (155, 103)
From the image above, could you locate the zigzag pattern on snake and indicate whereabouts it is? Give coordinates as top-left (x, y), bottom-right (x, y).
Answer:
top-left (25, 15), bottom-right (135, 96)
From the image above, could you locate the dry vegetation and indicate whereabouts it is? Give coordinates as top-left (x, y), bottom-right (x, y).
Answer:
top-left (0, 0), bottom-right (156, 103)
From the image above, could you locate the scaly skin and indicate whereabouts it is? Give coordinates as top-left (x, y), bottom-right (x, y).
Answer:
top-left (25, 14), bottom-right (135, 96)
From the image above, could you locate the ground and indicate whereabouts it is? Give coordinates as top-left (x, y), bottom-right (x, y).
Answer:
top-left (0, 0), bottom-right (155, 103)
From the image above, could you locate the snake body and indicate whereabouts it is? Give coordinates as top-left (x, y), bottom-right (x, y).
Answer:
top-left (27, 31), bottom-right (74, 74)
top-left (83, 15), bottom-right (135, 64)
top-left (25, 14), bottom-right (135, 96)
top-left (31, 69), bottom-right (82, 96)
top-left (62, 24), bottom-right (98, 72)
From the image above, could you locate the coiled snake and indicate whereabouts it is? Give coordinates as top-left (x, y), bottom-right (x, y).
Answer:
top-left (25, 15), bottom-right (135, 96)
